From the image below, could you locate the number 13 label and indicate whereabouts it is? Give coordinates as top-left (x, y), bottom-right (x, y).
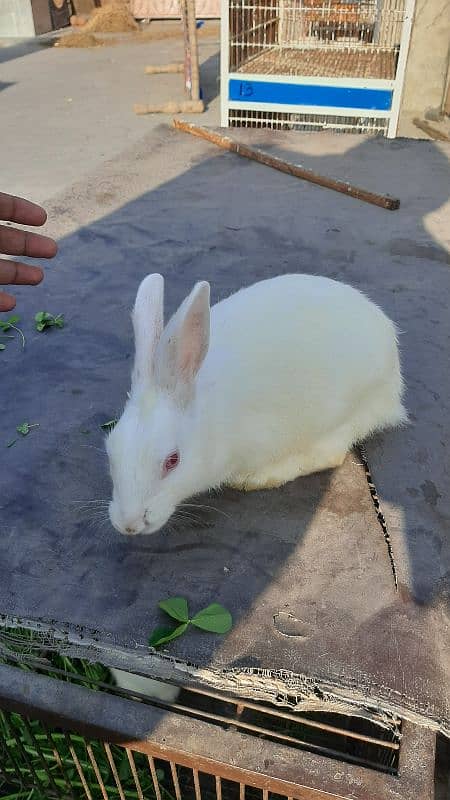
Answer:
top-left (239, 82), bottom-right (254, 97)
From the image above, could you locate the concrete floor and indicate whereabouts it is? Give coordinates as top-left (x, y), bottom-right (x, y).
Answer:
top-left (0, 23), bottom-right (220, 202)
top-left (2, 20), bottom-right (448, 204)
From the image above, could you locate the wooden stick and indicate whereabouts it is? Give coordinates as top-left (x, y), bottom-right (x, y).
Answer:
top-left (144, 63), bottom-right (184, 75)
top-left (173, 120), bottom-right (401, 211)
top-left (413, 118), bottom-right (450, 143)
top-left (134, 101), bottom-right (204, 115)
top-left (186, 0), bottom-right (200, 102)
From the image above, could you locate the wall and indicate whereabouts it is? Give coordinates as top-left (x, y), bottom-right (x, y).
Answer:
top-left (398, 0), bottom-right (450, 136)
top-left (0, 0), bottom-right (35, 37)
top-left (131, 0), bottom-right (220, 18)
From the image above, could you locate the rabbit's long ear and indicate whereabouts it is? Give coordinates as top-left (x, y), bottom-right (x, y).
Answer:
top-left (155, 281), bottom-right (210, 399)
top-left (131, 273), bottom-right (164, 388)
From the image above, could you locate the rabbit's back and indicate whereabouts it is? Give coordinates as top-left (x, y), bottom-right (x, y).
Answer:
top-left (202, 275), bottom-right (405, 474)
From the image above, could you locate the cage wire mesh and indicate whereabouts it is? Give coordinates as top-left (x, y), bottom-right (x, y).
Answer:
top-left (228, 109), bottom-right (389, 132)
top-left (229, 0), bottom-right (406, 75)
top-left (0, 714), bottom-right (208, 800)
top-left (0, 626), bottom-right (403, 799)
top-left (0, 718), bottom-right (302, 800)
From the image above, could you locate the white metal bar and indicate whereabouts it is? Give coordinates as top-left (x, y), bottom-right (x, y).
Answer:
top-left (229, 40), bottom-right (397, 52)
top-left (228, 71), bottom-right (395, 89)
top-left (373, 0), bottom-right (382, 44)
top-left (279, 0), bottom-right (285, 50)
top-left (387, 0), bottom-right (415, 137)
top-left (228, 100), bottom-right (391, 117)
top-left (220, 0), bottom-right (230, 126)
top-left (229, 1), bottom-right (392, 12)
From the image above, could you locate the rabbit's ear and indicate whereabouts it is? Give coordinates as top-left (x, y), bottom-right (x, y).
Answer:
top-left (132, 273), bottom-right (164, 388)
top-left (155, 281), bottom-right (210, 397)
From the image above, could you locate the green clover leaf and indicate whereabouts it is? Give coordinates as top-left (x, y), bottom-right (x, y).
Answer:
top-left (158, 597), bottom-right (189, 623)
top-left (148, 623), bottom-right (189, 648)
top-left (191, 603), bottom-right (233, 633)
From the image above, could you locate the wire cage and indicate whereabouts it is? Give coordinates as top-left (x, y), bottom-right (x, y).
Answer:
top-left (0, 629), bottom-right (441, 800)
top-left (220, 0), bottom-right (416, 136)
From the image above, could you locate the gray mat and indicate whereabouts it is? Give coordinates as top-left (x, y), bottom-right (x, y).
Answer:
top-left (0, 127), bottom-right (449, 731)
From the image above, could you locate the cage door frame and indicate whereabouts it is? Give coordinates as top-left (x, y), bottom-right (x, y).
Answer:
top-left (387, 0), bottom-right (416, 137)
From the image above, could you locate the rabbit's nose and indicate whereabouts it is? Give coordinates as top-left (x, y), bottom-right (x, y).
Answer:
top-left (123, 518), bottom-right (145, 535)
top-left (109, 501), bottom-right (146, 535)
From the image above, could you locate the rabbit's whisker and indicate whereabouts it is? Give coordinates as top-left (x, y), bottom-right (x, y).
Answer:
top-left (180, 502), bottom-right (230, 520)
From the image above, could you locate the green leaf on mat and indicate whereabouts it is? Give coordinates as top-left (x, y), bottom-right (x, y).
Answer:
top-left (158, 596), bottom-right (189, 623)
top-left (35, 311), bottom-right (64, 332)
top-left (191, 603), bottom-right (233, 633)
top-left (148, 623), bottom-right (188, 648)
top-left (0, 315), bottom-right (20, 330)
top-left (0, 315), bottom-right (25, 348)
top-left (148, 625), bottom-right (175, 647)
top-left (16, 422), bottom-right (39, 436)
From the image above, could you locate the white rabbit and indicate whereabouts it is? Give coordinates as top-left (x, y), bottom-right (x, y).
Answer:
top-left (106, 273), bottom-right (406, 536)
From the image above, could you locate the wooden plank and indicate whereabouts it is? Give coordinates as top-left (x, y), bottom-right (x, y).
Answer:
top-left (413, 118), bottom-right (450, 142)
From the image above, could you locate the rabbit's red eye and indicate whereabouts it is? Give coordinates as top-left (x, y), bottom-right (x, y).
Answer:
top-left (162, 451), bottom-right (180, 477)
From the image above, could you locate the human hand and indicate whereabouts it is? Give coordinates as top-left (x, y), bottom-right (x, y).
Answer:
top-left (0, 192), bottom-right (58, 312)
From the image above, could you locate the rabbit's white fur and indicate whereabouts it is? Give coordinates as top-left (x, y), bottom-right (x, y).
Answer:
top-left (107, 273), bottom-right (406, 536)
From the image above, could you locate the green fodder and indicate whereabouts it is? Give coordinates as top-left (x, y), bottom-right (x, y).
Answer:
top-left (0, 627), bottom-right (174, 800)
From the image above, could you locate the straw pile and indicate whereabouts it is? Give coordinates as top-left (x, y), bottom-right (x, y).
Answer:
top-left (55, 1), bottom-right (137, 47)
top-left (82, 2), bottom-right (139, 33)
top-left (55, 32), bottom-right (105, 47)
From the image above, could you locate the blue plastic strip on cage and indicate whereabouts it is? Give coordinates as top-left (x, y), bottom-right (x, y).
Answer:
top-left (229, 79), bottom-right (393, 111)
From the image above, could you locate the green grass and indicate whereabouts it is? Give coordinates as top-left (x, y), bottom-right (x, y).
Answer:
top-left (0, 711), bottom-right (169, 800)
top-left (0, 627), bottom-right (174, 800)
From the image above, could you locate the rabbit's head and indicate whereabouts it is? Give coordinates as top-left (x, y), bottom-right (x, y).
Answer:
top-left (106, 274), bottom-right (210, 535)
